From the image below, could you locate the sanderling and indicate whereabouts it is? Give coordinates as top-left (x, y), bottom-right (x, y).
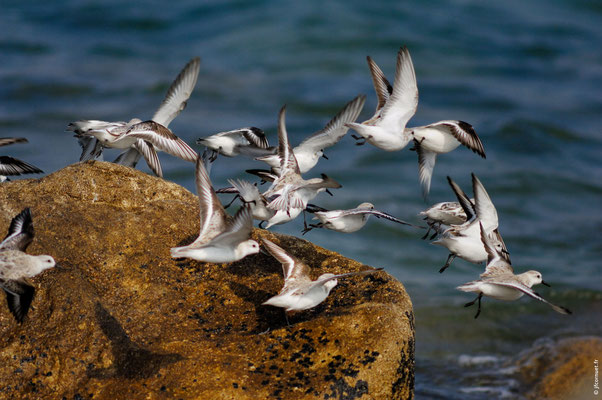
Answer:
top-left (0, 137), bottom-right (44, 181)
top-left (68, 57), bottom-right (200, 173)
top-left (261, 238), bottom-right (382, 314)
top-left (196, 127), bottom-right (275, 159)
top-left (302, 202), bottom-right (424, 234)
top-left (0, 208), bottom-right (56, 322)
top-left (457, 222), bottom-right (571, 318)
top-left (256, 95), bottom-right (366, 174)
top-left (347, 46), bottom-right (485, 198)
top-left (263, 106), bottom-right (342, 215)
top-left (432, 174), bottom-right (510, 273)
top-left (170, 156), bottom-right (260, 263)
top-left (346, 47), bottom-right (416, 152)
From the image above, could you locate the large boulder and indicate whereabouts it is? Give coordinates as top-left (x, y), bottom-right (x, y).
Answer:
top-left (0, 161), bottom-right (415, 399)
top-left (514, 336), bottom-right (602, 400)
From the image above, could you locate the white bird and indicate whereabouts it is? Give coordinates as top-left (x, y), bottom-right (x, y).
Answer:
top-left (263, 106), bottom-right (342, 215)
top-left (302, 202), bottom-right (424, 234)
top-left (457, 222), bottom-right (572, 318)
top-left (170, 156), bottom-right (260, 263)
top-left (346, 46), bottom-right (486, 198)
top-left (68, 57), bottom-right (201, 175)
top-left (256, 95), bottom-right (366, 174)
top-left (432, 174), bottom-right (510, 273)
top-left (0, 138), bottom-right (44, 182)
top-left (0, 208), bottom-right (56, 322)
top-left (196, 127), bottom-right (275, 158)
top-left (261, 238), bottom-right (382, 314)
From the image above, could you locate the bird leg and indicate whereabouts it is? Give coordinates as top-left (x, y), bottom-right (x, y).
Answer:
top-left (325, 189), bottom-right (333, 196)
top-left (439, 254), bottom-right (456, 273)
top-left (464, 293), bottom-right (483, 319)
top-left (284, 311), bottom-right (291, 327)
top-left (223, 194), bottom-right (240, 209)
top-left (409, 137), bottom-right (425, 151)
top-left (421, 226), bottom-right (432, 240)
top-left (351, 134), bottom-right (366, 146)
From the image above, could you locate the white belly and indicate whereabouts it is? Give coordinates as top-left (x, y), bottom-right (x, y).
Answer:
top-left (413, 126), bottom-right (460, 153)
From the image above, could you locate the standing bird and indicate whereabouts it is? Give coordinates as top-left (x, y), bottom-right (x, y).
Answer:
top-left (261, 238), bottom-right (382, 315)
top-left (68, 57), bottom-right (201, 176)
top-left (0, 138), bottom-right (43, 182)
top-left (170, 156), bottom-right (260, 263)
top-left (457, 223), bottom-right (571, 319)
top-left (302, 202), bottom-right (423, 234)
top-left (0, 208), bottom-right (56, 322)
top-left (346, 46), bottom-right (485, 198)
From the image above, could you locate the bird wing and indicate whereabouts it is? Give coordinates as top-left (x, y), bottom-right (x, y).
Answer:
top-left (367, 56), bottom-right (393, 112)
top-left (379, 46), bottom-right (418, 131)
top-left (446, 176), bottom-right (475, 221)
top-left (340, 208), bottom-right (424, 229)
top-left (0, 137), bottom-right (28, 147)
top-left (0, 208), bottom-right (34, 252)
top-left (426, 120), bottom-right (485, 158)
top-left (490, 280), bottom-right (572, 315)
top-left (478, 222), bottom-right (513, 276)
top-left (472, 173), bottom-right (498, 232)
top-left (113, 147), bottom-right (142, 167)
top-left (0, 156), bottom-right (43, 176)
top-left (125, 121), bottom-right (198, 162)
top-left (2, 279), bottom-right (35, 323)
top-left (133, 139), bottom-right (162, 177)
top-left (297, 95), bottom-right (366, 152)
top-left (314, 268), bottom-right (384, 285)
top-left (151, 57), bottom-right (201, 127)
top-left (275, 106), bottom-right (301, 175)
top-left (192, 155), bottom-right (229, 245)
top-left (416, 145), bottom-right (437, 199)
top-left (261, 238), bottom-right (312, 284)
top-left (210, 203), bottom-right (254, 247)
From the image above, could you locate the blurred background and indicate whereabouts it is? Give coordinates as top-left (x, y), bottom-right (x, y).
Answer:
top-left (1, 0), bottom-right (601, 398)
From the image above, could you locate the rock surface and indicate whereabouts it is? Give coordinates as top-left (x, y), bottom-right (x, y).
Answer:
top-left (514, 336), bottom-right (602, 400)
top-left (0, 161), bottom-right (415, 399)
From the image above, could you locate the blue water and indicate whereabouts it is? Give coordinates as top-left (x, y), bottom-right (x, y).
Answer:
top-left (2, 1), bottom-right (601, 397)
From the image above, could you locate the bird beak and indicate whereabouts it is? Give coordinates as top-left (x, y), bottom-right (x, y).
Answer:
top-left (322, 153), bottom-right (328, 160)
top-left (501, 249), bottom-right (510, 255)
top-left (541, 280), bottom-right (551, 287)
top-left (325, 189), bottom-right (333, 196)
top-left (54, 263), bottom-right (66, 270)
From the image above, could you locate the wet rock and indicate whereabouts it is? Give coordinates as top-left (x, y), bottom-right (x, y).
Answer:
top-left (0, 161), bottom-right (415, 399)
top-left (514, 336), bottom-right (602, 400)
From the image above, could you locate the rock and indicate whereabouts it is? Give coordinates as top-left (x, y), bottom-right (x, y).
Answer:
top-left (514, 336), bottom-right (602, 400)
top-left (0, 161), bottom-right (415, 399)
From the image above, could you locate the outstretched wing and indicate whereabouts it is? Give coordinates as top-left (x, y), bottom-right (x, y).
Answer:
top-left (152, 57), bottom-right (201, 127)
top-left (0, 208), bottom-right (34, 251)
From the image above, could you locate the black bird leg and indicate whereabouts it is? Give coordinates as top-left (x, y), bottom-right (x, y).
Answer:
top-left (421, 226), bottom-right (432, 240)
top-left (325, 189), bottom-right (333, 196)
top-left (463, 293), bottom-right (483, 319)
top-left (439, 254), bottom-right (456, 273)
top-left (351, 134), bottom-right (366, 146)
top-left (223, 194), bottom-right (240, 209)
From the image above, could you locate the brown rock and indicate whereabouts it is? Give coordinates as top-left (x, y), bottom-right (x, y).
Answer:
top-left (514, 336), bottom-right (602, 400)
top-left (0, 161), bottom-right (415, 399)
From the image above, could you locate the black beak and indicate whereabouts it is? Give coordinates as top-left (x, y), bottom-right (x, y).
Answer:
top-left (325, 189), bottom-right (333, 196)
top-left (55, 263), bottom-right (66, 270)
top-left (501, 249), bottom-right (510, 255)
top-left (541, 280), bottom-right (551, 287)
top-left (322, 153), bottom-right (328, 160)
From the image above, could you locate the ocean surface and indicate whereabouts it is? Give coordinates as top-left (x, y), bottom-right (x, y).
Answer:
top-left (2, 0), bottom-right (601, 397)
